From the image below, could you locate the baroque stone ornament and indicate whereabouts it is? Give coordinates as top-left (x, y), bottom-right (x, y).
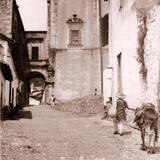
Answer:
top-left (66, 14), bottom-right (83, 24)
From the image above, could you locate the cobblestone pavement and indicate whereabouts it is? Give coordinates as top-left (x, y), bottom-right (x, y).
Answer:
top-left (1, 105), bottom-right (160, 160)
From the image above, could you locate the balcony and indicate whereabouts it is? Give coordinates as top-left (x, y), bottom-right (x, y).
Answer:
top-left (30, 60), bottom-right (49, 67)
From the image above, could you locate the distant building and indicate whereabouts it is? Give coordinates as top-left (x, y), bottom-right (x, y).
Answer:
top-left (26, 31), bottom-right (48, 63)
top-left (0, 0), bottom-right (30, 113)
top-left (106, 0), bottom-right (160, 110)
top-left (25, 31), bottom-right (50, 104)
top-left (47, 0), bottom-right (109, 101)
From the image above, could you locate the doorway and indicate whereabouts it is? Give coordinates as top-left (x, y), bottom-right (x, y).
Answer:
top-left (117, 52), bottom-right (122, 94)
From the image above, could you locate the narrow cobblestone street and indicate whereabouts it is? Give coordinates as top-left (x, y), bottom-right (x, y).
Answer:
top-left (1, 105), bottom-right (160, 160)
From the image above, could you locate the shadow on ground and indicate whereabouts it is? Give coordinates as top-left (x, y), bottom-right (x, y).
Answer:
top-left (1, 110), bottom-right (32, 121)
top-left (123, 131), bottom-right (132, 136)
top-left (138, 146), bottom-right (160, 154)
top-left (155, 146), bottom-right (160, 154)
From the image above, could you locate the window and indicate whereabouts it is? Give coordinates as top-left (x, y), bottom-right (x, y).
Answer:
top-left (67, 14), bottom-right (83, 47)
top-left (71, 30), bottom-right (81, 46)
top-left (31, 47), bottom-right (39, 61)
top-left (101, 14), bottom-right (109, 46)
top-left (117, 53), bottom-right (122, 94)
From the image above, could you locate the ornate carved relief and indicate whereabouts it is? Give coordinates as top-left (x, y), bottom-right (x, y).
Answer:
top-left (67, 14), bottom-right (83, 47)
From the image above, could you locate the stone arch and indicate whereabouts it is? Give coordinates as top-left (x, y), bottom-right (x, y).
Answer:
top-left (26, 71), bottom-right (46, 104)
top-left (26, 71), bottom-right (46, 81)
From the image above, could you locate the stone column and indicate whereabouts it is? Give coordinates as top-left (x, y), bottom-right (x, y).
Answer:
top-left (45, 65), bottom-right (55, 104)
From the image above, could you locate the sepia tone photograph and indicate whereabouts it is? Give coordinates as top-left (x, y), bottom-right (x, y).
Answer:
top-left (0, 0), bottom-right (160, 159)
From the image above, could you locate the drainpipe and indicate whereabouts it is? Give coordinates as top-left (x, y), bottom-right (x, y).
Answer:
top-left (99, 0), bottom-right (103, 95)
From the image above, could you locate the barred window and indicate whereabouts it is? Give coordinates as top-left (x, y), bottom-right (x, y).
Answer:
top-left (67, 14), bottom-right (83, 48)
top-left (71, 30), bottom-right (81, 46)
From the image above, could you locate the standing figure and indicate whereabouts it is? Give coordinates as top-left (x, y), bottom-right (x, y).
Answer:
top-left (94, 88), bottom-right (98, 96)
top-left (113, 93), bottom-right (128, 136)
top-left (101, 97), bottom-right (112, 119)
top-left (49, 95), bottom-right (56, 107)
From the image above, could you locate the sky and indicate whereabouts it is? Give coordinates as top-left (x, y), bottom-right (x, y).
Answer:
top-left (16, 0), bottom-right (47, 31)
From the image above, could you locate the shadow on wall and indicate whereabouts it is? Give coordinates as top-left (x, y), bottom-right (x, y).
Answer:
top-left (1, 109), bottom-right (32, 121)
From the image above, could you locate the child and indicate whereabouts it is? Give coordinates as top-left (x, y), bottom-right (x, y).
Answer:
top-left (101, 97), bottom-right (112, 120)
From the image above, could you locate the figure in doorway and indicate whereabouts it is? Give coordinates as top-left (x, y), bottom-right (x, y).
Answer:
top-left (49, 95), bottom-right (56, 107)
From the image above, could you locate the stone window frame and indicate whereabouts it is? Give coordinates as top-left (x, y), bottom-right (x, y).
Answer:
top-left (67, 14), bottom-right (83, 48)
top-left (70, 30), bottom-right (81, 46)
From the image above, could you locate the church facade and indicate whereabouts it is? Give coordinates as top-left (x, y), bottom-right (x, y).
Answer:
top-left (47, 0), bottom-right (108, 101)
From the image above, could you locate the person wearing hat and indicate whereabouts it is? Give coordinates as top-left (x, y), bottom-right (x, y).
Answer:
top-left (113, 93), bottom-right (128, 136)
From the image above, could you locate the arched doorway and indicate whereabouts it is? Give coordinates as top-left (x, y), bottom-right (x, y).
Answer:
top-left (26, 71), bottom-right (46, 105)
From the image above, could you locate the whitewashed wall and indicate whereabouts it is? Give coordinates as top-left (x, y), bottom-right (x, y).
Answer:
top-left (108, 0), bottom-right (160, 108)
top-left (0, 39), bottom-right (23, 108)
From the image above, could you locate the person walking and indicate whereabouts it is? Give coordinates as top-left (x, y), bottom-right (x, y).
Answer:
top-left (113, 93), bottom-right (128, 136)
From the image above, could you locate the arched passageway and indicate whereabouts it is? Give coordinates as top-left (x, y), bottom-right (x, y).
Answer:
top-left (26, 71), bottom-right (46, 81)
top-left (26, 71), bottom-right (46, 105)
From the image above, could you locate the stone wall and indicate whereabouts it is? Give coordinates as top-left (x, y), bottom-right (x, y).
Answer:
top-left (11, 0), bottom-right (29, 81)
top-left (26, 31), bottom-right (48, 60)
top-left (0, 0), bottom-right (12, 38)
top-left (48, 0), bottom-right (100, 49)
top-left (0, 0), bottom-right (30, 109)
top-left (53, 49), bottom-right (104, 101)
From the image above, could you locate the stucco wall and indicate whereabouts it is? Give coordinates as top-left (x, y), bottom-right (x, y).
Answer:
top-left (0, 69), bottom-right (6, 108)
top-left (0, 39), bottom-right (22, 107)
top-left (109, 0), bottom-right (141, 107)
top-left (109, 0), bottom-right (160, 108)
top-left (5, 42), bottom-right (18, 107)
top-left (53, 49), bottom-right (103, 101)
top-left (144, 7), bottom-right (160, 105)
top-left (48, 0), bottom-right (109, 101)
top-left (101, 0), bottom-right (109, 17)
